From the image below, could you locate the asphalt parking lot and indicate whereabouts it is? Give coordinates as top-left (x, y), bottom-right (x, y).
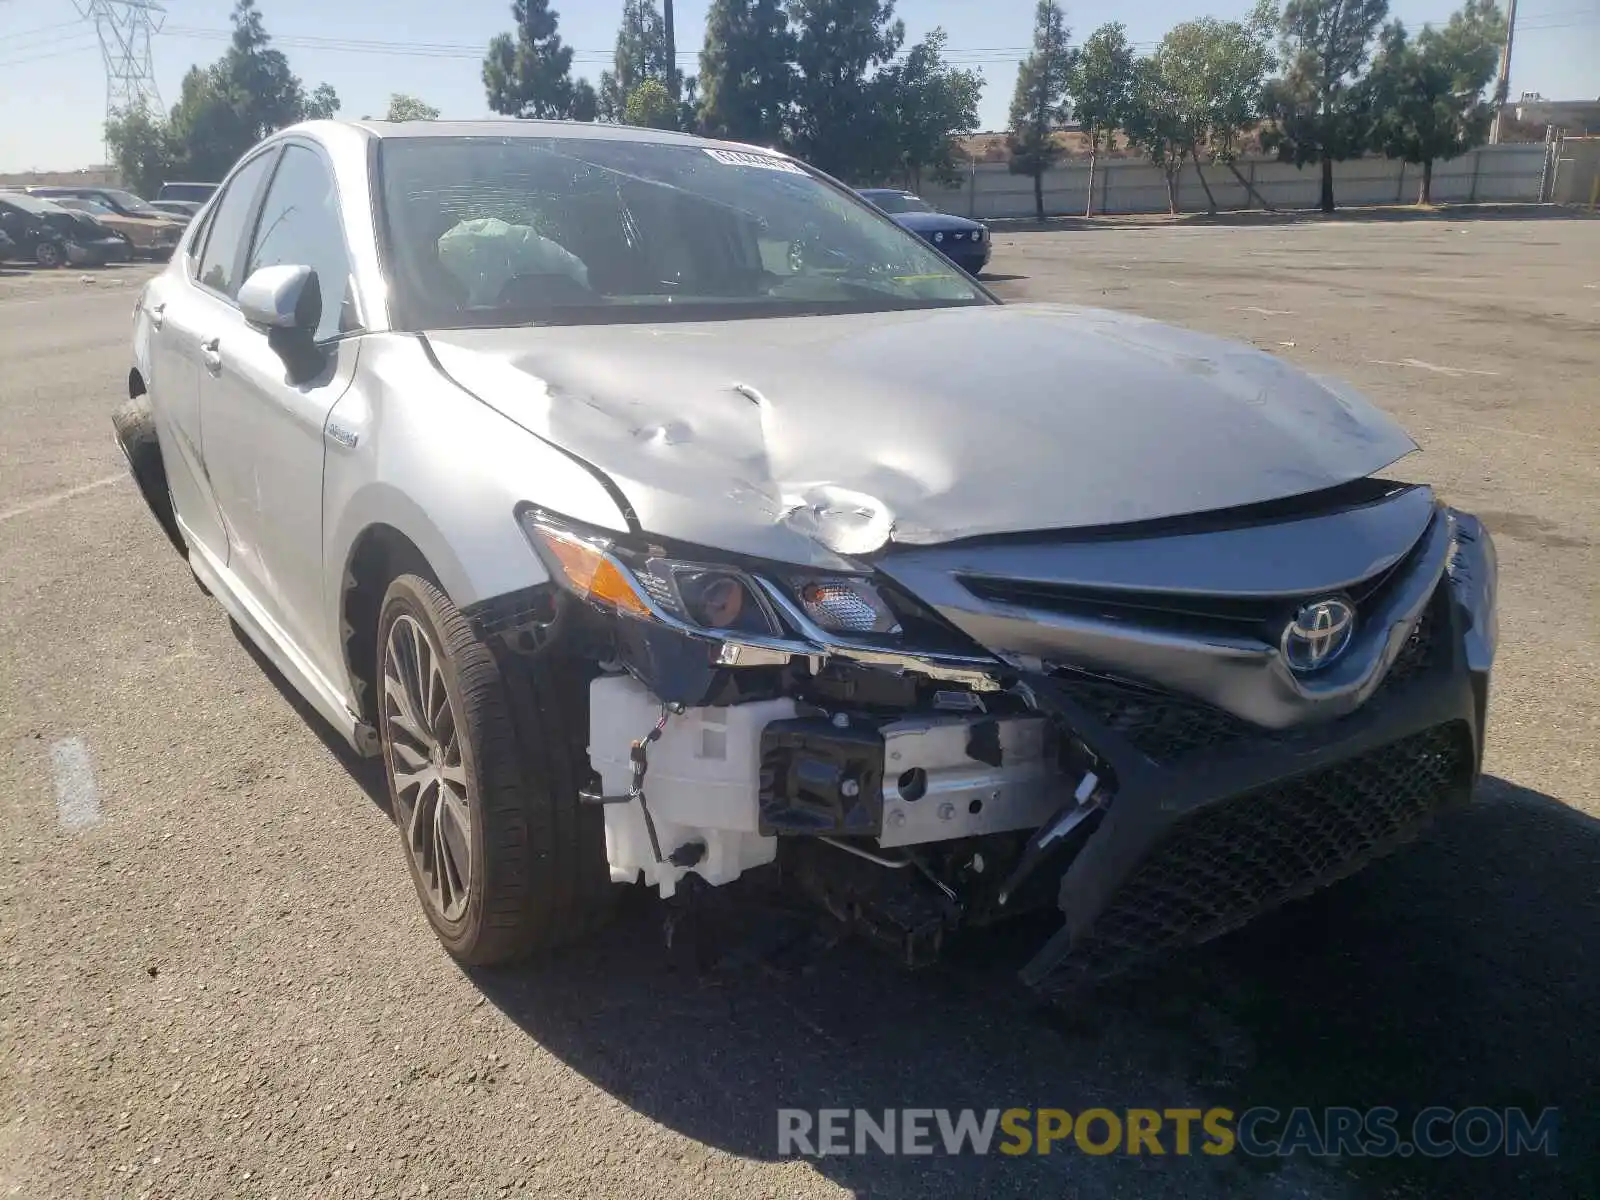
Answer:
top-left (2, 216), bottom-right (1597, 1199)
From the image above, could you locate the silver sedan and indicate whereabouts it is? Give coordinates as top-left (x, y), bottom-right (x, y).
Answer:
top-left (118, 119), bottom-right (1497, 994)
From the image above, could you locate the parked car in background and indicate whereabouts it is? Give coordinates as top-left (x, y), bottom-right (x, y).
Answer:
top-left (857, 188), bottom-right (990, 276)
top-left (27, 186), bottom-right (184, 259)
top-left (0, 192), bottom-right (78, 267)
top-left (5, 192), bottom-right (132, 265)
top-left (150, 199), bottom-right (204, 222)
top-left (116, 121), bottom-right (1496, 998)
top-left (157, 181), bottom-right (219, 205)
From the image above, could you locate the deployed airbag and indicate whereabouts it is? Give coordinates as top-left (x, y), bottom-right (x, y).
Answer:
top-left (437, 218), bottom-right (590, 306)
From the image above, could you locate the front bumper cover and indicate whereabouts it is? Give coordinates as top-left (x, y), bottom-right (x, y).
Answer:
top-left (1017, 510), bottom-right (1496, 990)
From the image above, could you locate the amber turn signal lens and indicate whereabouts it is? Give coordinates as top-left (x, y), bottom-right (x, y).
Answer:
top-left (537, 532), bottom-right (652, 619)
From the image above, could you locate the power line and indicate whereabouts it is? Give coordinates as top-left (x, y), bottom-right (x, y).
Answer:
top-left (0, 36), bottom-right (99, 68)
top-left (0, 19), bottom-right (85, 46)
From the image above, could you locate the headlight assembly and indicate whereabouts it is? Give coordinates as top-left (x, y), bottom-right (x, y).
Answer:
top-left (517, 508), bottom-right (1002, 689)
top-left (518, 509), bottom-right (778, 636)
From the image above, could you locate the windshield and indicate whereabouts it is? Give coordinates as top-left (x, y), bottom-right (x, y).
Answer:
top-left (377, 136), bottom-right (988, 330)
top-left (59, 198), bottom-right (111, 216)
top-left (864, 191), bottom-right (934, 215)
top-left (99, 189), bottom-right (161, 217)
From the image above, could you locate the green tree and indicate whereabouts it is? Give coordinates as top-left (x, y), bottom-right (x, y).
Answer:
top-left (1123, 53), bottom-right (1190, 214)
top-left (1007, 0), bottom-right (1074, 222)
top-left (1366, 0), bottom-right (1503, 204)
top-left (697, 0), bottom-right (794, 146)
top-left (104, 102), bottom-right (175, 197)
top-left (116, 0), bottom-right (341, 186)
top-left (572, 79), bottom-right (600, 121)
top-left (1151, 4), bottom-right (1276, 214)
top-left (484, 0), bottom-right (579, 119)
top-left (1150, 26), bottom-right (1218, 212)
top-left (788, 0), bottom-right (905, 180)
top-left (1071, 23), bottom-right (1136, 216)
top-left (383, 93), bottom-right (442, 121)
top-left (165, 65), bottom-right (245, 182)
top-left (1262, 0), bottom-right (1389, 212)
top-left (304, 82), bottom-right (341, 120)
top-left (217, 0), bottom-right (328, 141)
top-left (880, 28), bottom-right (982, 189)
top-left (599, 0), bottom-right (671, 123)
top-left (1200, 1), bottom-right (1280, 209)
top-left (624, 78), bottom-right (680, 128)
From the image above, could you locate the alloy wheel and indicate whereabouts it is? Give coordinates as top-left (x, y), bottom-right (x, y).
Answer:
top-left (35, 242), bottom-right (62, 268)
top-left (382, 613), bottom-right (472, 922)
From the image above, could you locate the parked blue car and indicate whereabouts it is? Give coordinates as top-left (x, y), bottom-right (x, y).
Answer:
top-left (857, 188), bottom-right (991, 276)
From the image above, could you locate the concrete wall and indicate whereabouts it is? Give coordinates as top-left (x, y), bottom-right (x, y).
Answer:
top-left (918, 143), bottom-right (1557, 219)
top-left (1550, 137), bottom-right (1600, 207)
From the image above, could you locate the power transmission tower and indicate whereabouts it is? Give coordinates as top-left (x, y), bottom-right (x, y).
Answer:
top-left (76, 0), bottom-right (166, 128)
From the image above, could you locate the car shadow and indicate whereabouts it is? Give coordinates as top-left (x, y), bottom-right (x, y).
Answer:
top-left (227, 618), bottom-right (391, 816)
top-left (452, 777), bottom-right (1598, 1199)
top-left (230, 626), bottom-right (1595, 1196)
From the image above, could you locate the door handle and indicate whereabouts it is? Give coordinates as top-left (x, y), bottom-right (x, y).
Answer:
top-left (200, 336), bottom-right (222, 373)
top-left (148, 301), bottom-right (165, 331)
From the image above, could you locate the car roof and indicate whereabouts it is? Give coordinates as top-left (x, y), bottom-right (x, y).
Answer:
top-left (329, 117), bottom-right (783, 156)
top-left (0, 190), bottom-right (65, 214)
top-left (348, 118), bottom-right (701, 143)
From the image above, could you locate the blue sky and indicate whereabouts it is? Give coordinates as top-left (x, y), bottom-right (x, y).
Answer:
top-left (0, 0), bottom-right (1594, 171)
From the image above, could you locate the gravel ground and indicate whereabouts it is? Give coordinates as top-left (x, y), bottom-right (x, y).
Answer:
top-left (0, 217), bottom-right (1596, 1199)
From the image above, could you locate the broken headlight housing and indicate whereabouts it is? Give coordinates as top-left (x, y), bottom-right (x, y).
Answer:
top-left (519, 509), bottom-right (780, 636)
top-left (517, 508), bottom-right (909, 643)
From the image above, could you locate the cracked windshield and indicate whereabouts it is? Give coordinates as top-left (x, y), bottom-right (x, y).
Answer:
top-left (379, 136), bottom-right (986, 327)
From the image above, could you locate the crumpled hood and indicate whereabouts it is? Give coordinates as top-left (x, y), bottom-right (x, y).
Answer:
top-left (425, 302), bottom-right (1415, 567)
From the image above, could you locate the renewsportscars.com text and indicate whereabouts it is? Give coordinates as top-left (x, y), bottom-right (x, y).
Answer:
top-left (777, 1106), bottom-right (1560, 1159)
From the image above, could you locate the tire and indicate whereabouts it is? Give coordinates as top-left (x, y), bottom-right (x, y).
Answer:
top-left (377, 573), bottom-right (616, 966)
top-left (111, 395), bottom-right (187, 556)
top-left (34, 241), bottom-right (63, 269)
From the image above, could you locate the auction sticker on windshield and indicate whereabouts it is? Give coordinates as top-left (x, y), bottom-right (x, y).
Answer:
top-left (704, 148), bottom-right (807, 174)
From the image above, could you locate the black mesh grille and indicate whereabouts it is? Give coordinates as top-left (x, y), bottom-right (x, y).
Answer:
top-left (1052, 594), bottom-right (1446, 764)
top-left (1060, 722), bottom-right (1473, 982)
top-left (1053, 673), bottom-right (1253, 761)
top-left (1385, 595), bottom-right (1442, 688)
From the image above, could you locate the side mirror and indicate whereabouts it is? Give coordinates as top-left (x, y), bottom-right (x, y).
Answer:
top-left (239, 263), bottom-right (321, 333)
top-left (239, 264), bottom-right (325, 379)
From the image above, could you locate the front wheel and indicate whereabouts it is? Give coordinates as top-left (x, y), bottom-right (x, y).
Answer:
top-left (111, 395), bottom-right (186, 555)
top-left (34, 241), bottom-right (63, 269)
top-left (376, 574), bottom-right (615, 965)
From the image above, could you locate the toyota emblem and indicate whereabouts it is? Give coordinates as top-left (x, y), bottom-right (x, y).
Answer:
top-left (1282, 597), bottom-right (1357, 672)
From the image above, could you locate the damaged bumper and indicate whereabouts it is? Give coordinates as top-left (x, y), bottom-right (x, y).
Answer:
top-left (511, 492), bottom-right (1497, 990)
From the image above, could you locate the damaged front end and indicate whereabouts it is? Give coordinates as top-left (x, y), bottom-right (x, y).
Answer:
top-left (496, 484), bottom-right (1497, 994)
